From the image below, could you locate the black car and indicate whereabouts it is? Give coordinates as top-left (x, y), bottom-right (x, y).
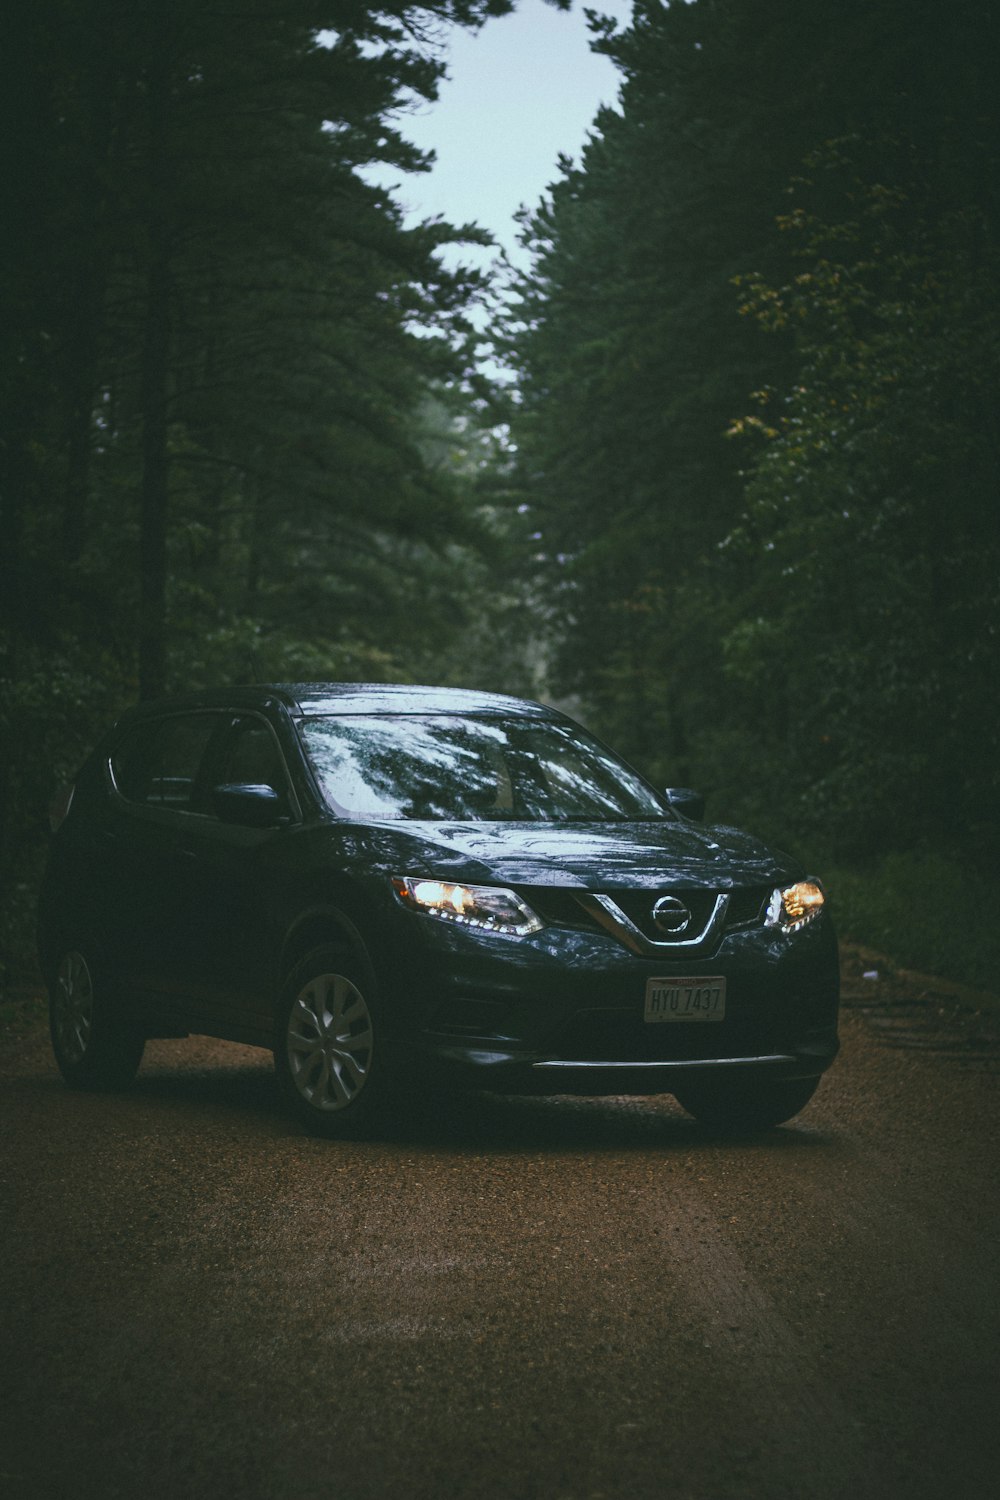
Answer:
top-left (38, 683), bottom-right (839, 1136)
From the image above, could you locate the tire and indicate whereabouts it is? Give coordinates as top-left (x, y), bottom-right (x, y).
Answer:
top-left (674, 1074), bottom-right (820, 1133)
top-left (49, 946), bottom-right (145, 1090)
top-left (274, 944), bottom-right (392, 1138)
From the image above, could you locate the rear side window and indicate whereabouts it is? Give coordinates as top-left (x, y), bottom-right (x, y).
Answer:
top-left (112, 713), bottom-right (220, 811)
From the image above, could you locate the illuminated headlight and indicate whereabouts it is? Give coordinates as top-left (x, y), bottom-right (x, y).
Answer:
top-left (766, 880), bottom-right (826, 933)
top-left (392, 877), bottom-right (543, 937)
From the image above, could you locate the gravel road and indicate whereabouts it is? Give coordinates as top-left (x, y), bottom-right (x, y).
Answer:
top-left (1, 964), bottom-right (998, 1500)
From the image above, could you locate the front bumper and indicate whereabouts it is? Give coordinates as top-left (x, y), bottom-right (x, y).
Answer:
top-left (383, 905), bottom-right (840, 1097)
top-left (402, 1033), bottom-right (839, 1097)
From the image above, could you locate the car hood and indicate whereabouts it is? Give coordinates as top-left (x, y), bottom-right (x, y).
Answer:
top-left (350, 818), bottom-right (796, 891)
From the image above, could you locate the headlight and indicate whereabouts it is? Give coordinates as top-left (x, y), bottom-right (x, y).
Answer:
top-left (766, 880), bottom-right (826, 933)
top-left (392, 877), bottom-right (543, 937)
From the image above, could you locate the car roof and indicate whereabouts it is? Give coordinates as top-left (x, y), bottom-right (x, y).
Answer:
top-left (280, 683), bottom-right (559, 718)
top-left (118, 683), bottom-right (561, 722)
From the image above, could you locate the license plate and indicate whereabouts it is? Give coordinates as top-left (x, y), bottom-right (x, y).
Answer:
top-left (645, 977), bottom-right (726, 1023)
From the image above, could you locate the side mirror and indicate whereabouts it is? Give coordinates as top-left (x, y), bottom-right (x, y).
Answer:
top-left (212, 782), bottom-right (287, 828)
top-left (664, 787), bottom-right (705, 822)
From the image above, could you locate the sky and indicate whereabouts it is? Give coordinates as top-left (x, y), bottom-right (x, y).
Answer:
top-left (375, 0), bottom-right (635, 271)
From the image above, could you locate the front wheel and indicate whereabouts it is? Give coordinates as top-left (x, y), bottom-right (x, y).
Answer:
top-left (274, 945), bottom-right (392, 1138)
top-left (674, 1074), bottom-right (820, 1132)
top-left (49, 947), bottom-right (145, 1090)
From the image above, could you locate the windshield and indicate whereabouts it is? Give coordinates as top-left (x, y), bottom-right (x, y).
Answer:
top-left (300, 714), bottom-right (669, 823)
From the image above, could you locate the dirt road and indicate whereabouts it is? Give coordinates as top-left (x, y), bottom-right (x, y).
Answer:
top-left (1, 967), bottom-right (997, 1500)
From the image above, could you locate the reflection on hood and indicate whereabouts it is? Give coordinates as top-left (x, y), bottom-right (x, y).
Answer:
top-left (335, 818), bottom-right (791, 891)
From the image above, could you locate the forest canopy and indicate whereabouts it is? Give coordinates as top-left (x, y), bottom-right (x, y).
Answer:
top-left (2, 0), bottom-right (998, 981)
top-left (500, 0), bottom-right (999, 863)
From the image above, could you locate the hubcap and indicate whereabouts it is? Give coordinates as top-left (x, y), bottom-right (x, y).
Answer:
top-left (286, 972), bottom-right (374, 1113)
top-left (54, 951), bottom-right (94, 1066)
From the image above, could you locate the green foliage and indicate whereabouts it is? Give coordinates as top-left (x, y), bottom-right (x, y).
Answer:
top-left (499, 0), bottom-right (838, 782)
top-left (725, 144), bottom-right (1000, 858)
top-left (6, 0), bottom-right (999, 994)
top-left (0, 632), bottom-right (131, 983)
top-left (827, 854), bottom-right (1000, 994)
top-left (502, 0), bottom-right (1000, 878)
top-left (0, 1), bottom-right (544, 982)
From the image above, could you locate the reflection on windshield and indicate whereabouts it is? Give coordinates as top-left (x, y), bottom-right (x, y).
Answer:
top-left (300, 714), bottom-right (668, 823)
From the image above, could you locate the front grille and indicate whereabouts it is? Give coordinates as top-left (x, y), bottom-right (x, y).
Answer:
top-left (725, 886), bottom-right (770, 929)
top-left (522, 884), bottom-right (771, 942)
top-left (610, 889), bottom-right (719, 941)
top-left (522, 889), bottom-right (606, 933)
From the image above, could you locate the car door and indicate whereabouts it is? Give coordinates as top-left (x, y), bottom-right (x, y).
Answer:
top-left (163, 712), bottom-right (300, 1034)
top-left (105, 709), bottom-right (228, 1015)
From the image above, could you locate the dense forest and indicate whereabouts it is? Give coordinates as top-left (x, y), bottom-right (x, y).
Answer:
top-left (2, 0), bottom-right (998, 986)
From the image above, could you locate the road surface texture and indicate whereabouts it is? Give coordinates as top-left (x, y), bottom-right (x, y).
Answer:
top-left (2, 952), bottom-right (998, 1500)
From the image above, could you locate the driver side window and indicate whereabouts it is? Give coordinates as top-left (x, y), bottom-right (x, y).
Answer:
top-left (218, 718), bottom-right (290, 803)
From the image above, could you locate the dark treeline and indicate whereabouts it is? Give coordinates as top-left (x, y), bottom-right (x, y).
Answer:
top-left (501, 0), bottom-right (1000, 871)
top-left (0, 0), bottom-right (541, 973)
top-left (2, 0), bottom-right (998, 983)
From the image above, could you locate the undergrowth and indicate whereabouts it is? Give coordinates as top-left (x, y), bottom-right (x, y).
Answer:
top-left (825, 852), bottom-right (998, 993)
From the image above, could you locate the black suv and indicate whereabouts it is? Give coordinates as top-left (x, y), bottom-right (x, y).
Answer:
top-left (38, 683), bottom-right (839, 1135)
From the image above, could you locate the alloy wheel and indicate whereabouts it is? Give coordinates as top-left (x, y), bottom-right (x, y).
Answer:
top-left (53, 950), bottom-right (95, 1068)
top-left (285, 971), bottom-right (374, 1112)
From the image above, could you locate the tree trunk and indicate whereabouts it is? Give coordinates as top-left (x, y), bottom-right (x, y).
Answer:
top-left (138, 49), bottom-right (171, 701)
top-left (62, 272), bottom-right (105, 565)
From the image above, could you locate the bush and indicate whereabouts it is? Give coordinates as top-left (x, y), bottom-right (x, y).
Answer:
top-left (826, 853), bottom-right (999, 993)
